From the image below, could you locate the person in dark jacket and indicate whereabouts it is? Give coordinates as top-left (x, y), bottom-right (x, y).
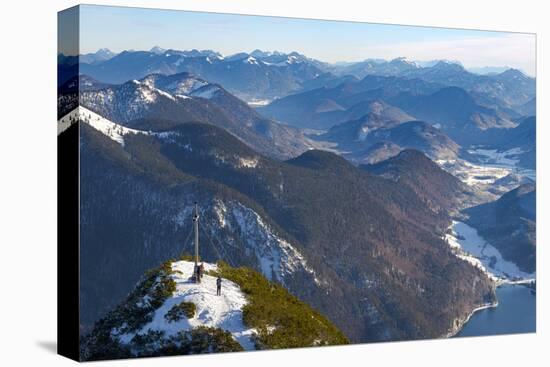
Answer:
top-left (195, 264), bottom-right (201, 283)
top-left (199, 263), bottom-right (205, 279)
top-left (216, 276), bottom-right (222, 296)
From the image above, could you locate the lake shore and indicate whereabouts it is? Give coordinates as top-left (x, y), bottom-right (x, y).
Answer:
top-left (445, 301), bottom-right (499, 338)
top-left (443, 221), bottom-right (535, 338)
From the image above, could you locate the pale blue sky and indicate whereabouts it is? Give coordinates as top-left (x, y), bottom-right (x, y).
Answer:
top-left (66, 4), bottom-right (535, 75)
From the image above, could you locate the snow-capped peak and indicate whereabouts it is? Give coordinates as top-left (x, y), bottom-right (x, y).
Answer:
top-left (286, 55), bottom-right (302, 64)
top-left (389, 57), bottom-right (419, 67)
top-left (60, 106), bottom-right (149, 145)
top-left (150, 46), bottom-right (167, 54)
top-left (113, 260), bottom-right (256, 350)
top-left (244, 56), bottom-right (259, 65)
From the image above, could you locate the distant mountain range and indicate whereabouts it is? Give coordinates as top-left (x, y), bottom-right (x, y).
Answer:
top-left (70, 72), bottom-right (321, 160)
top-left (334, 59), bottom-right (534, 108)
top-left (388, 86), bottom-right (517, 145)
top-left (260, 73), bottom-right (529, 163)
top-left (79, 48), bottom-right (117, 64)
top-left (69, 49), bottom-right (327, 101)
top-left (57, 47), bottom-right (536, 172)
top-left (315, 97), bottom-right (460, 163)
top-left (333, 57), bottom-right (419, 78)
top-left (58, 48), bottom-right (535, 108)
top-left (57, 48), bottom-right (537, 173)
top-left (259, 75), bottom-right (443, 129)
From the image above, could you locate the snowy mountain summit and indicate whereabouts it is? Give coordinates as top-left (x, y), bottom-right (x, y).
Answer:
top-left (116, 261), bottom-right (256, 350)
top-left (81, 259), bottom-right (347, 360)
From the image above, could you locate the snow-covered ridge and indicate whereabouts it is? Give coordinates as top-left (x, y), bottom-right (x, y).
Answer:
top-left (140, 74), bottom-right (208, 96)
top-left (168, 79), bottom-right (206, 96)
top-left (260, 55), bottom-right (305, 67)
top-left (130, 79), bottom-right (175, 102)
top-left (58, 106), bottom-right (149, 145)
top-left (59, 107), bottom-right (195, 147)
top-left (113, 260), bottom-right (256, 350)
top-left (78, 80), bottom-right (178, 123)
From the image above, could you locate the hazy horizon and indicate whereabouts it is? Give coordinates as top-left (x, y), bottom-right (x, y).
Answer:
top-left (59, 4), bottom-right (536, 76)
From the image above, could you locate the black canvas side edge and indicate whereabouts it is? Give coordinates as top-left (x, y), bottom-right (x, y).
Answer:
top-left (57, 5), bottom-right (80, 362)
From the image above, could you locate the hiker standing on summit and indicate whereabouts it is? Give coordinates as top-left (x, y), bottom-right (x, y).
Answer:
top-left (216, 276), bottom-right (222, 296)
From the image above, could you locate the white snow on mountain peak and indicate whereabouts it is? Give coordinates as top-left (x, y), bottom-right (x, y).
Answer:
top-left (66, 106), bottom-right (148, 145)
top-left (244, 56), bottom-right (259, 65)
top-left (113, 260), bottom-right (256, 350)
top-left (286, 55), bottom-right (301, 64)
top-left (129, 79), bottom-right (176, 103)
top-left (79, 78), bottom-right (200, 122)
top-left (163, 77), bottom-right (208, 96)
top-left (155, 88), bottom-right (176, 101)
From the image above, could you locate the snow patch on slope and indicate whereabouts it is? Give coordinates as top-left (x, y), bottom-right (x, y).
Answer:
top-left (163, 78), bottom-right (208, 96)
top-left (225, 201), bottom-right (320, 284)
top-left (244, 56), bottom-right (259, 65)
top-left (170, 199), bottom-right (321, 286)
top-left (357, 126), bottom-right (371, 141)
top-left (238, 157), bottom-right (259, 168)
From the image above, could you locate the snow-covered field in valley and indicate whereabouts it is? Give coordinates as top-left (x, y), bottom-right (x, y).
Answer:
top-left (468, 147), bottom-right (535, 181)
top-left (247, 99), bottom-right (271, 107)
top-left (116, 260), bottom-right (256, 350)
top-left (436, 158), bottom-right (510, 186)
top-left (445, 221), bottom-right (535, 283)
top-left (469, 147), bottom-right (520, 165)
top-left (436, 146), bottom-right (535, 189)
